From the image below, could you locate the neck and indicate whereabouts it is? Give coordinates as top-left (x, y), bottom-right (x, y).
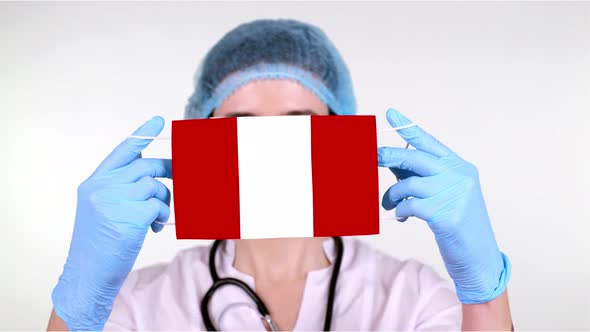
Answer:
top-left (233, 237), bottom-right (330, 281)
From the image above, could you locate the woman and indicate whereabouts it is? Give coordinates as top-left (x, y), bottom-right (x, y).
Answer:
top-left (48, 19), bottom-right (512, 330)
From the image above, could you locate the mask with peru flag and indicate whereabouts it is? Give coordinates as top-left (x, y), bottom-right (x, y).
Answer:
top-left (171, 115), bottom-right (380, 239)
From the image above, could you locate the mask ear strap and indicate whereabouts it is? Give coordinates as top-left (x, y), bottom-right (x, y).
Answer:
top-left (377, 123), bottom-right (417, 132)
top-left (377, 123), bottom-right (416, 222)
top-left (154, 220), bottom-right (175, 225)
top-left (128, 135), bottom-right (171, 140)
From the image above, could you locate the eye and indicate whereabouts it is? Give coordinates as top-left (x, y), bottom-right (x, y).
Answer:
top-left (213, 112), bottom-right (257, 118)
top-left (285, 109), bottom-right (319, 116)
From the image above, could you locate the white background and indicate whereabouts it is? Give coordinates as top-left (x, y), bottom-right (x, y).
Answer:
top-left (1, 2), bottom-right (589, 330)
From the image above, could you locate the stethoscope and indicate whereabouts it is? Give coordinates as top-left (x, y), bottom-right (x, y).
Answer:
top-left (200, 237), bottom-right (344, 331)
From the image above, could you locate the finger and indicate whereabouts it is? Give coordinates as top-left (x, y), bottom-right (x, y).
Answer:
top-left (151, 179), bottom-right (171, 206)
top-left (382, 174), bottom-right (453, 210)
top-left (149, 198), bottom-right (171, 234)
top-left (394, 197), bottom-right (428, 221)
top-left (114, 158), bottom-right (173, 182)
top-left (377, 147), bottom-right (444, 177)
top-left (132, 198), bottom-right (170, 226)
top-left (151, 221), bottom-right (165, 233)
top-left (382, 176), bottom-right (427, 210)
top-left (119, 176), bottom-right (171, 204)
top-left (95, 116), bottom-right (165, 174)
top-left (388, 168), bottom-right (419, 182)
top-left (386, 108), bottom-right (453, 158)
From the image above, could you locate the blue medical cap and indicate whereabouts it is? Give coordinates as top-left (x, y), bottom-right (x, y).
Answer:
top-left (184, 19), bottom-right (357, 119)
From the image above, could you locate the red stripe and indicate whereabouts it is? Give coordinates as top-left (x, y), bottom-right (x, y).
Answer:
top-left (311, 115), bottom-right (380, 237)
top-left (171, 118), bottom-right (241, 239)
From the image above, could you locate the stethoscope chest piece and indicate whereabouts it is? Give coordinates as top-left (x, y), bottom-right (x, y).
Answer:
top-left (261, 314), bottom-right (279, 331)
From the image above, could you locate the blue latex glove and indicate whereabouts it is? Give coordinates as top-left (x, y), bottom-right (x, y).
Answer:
top-left (52, 117), bottom-right (172, 330)
top-left (377, 109), bottom-right (511, 304)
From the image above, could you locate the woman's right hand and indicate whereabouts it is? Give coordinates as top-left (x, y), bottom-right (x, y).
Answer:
top-left (51, 116), bottom-right (172, 331)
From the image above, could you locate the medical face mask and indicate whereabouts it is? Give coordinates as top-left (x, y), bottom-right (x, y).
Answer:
top-left (131, 115), bottom-right (415, 240)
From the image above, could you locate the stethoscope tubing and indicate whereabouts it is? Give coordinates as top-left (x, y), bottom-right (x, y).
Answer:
top-left (200, 237), bottom-right (344, 331)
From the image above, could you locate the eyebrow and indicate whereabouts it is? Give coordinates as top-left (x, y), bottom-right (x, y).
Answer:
top-left (221, 109), bottom-right (321, 118)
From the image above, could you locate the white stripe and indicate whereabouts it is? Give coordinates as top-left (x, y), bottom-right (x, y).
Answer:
top-left (237, 116), bottom-right (314, 239)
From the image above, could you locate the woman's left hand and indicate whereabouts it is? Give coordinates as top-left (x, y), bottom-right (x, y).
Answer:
top-left (377, 108), bottom-right (511, 304)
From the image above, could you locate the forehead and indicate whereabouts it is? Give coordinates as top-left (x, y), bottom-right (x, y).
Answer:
top-left (214, 79), bottom-right (329, 117)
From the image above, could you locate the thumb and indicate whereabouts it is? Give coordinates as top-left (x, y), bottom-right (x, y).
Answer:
top-left (95, 116), bottom-right (165, 174)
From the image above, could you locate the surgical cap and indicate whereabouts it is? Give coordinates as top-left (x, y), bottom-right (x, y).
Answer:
top-left (184, 19), bottom-right (357, 119)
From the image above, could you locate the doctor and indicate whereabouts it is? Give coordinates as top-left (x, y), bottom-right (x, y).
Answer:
top-left (48, 19), bottom-right (512, 331)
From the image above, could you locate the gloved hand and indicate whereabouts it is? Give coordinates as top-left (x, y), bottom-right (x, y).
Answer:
top-left (377, 109), bottom-right (511, 304)
top-left (52, 116), bottom-right (172, 330)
